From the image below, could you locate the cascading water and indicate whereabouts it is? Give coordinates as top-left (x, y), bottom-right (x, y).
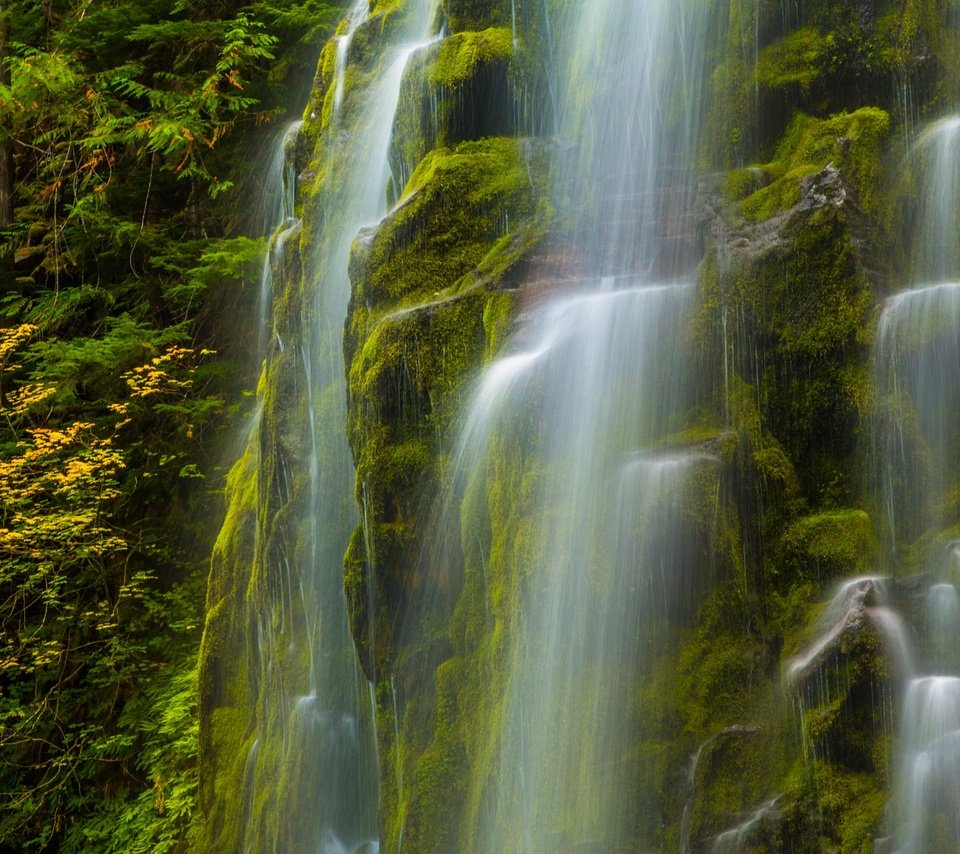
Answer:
top-left (709, 797), bottom-right (782, 854)
top-left (451, 282), bottom-right (713, 848)
top-left (929, 577), bottom-right (960, 673)
top-left (256, 120), bottom-right (302, 357)
top-left (332, 0), bottom-right (370, 121)
top-left (400, 0), bottom-right (714, 848)
top-left (875, 281), bottom-right (960, 548)
top-left (226, 3), bottom-right (442, 851)
top-left (908, 117), bottom-right (960, 282)
top-left (894, 677), bottom-right (960, 852)
top-left (872, 115), bottom-right (960, 852)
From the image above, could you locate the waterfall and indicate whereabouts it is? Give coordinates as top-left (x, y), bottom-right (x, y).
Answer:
top-left (928, 582), bottom-right (960, 673)
top-left (256, 120), bottom-right (302, 357)
top-left (393, 0), bottom-right (715, 848)
top-left (215, 2), bottom-right (442, 850)
top-left (909, 117), bottom-right (960, 281)
top-left (332, 0), bottom-right (370, 121)
top-left (894, 678), bottom-right (960, 852)
top-left (875, 282), bottom-right (960, 547)
top-left (477, 2), bottom-right (712, 845)
top-left (873, 115), bottom-right (960, 852)
top-left (449, 282), bottom-right (713, 848)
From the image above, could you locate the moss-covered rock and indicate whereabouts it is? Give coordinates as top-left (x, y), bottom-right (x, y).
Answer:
top-left (201, 0), bottom-right (960, 850)
top-left (390, 28), bottom-right (518, 191)
top-left (443, 0), bottom-right (511, 32)
top-left (349, 137), bottom-right (549, 318)
top-left (197, 431), bottom-right (260, 852)
top-left (736, 108), bottom-right (890, 220)
top-left (703, 152), bottom-right (881, 507)
top-left (342, 133), bottom-right (551, 679)
top-left (782, 509), bottom-right (877, 582)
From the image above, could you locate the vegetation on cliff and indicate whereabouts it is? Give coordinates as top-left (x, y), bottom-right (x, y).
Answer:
top-left (3, 0), bottom-right (959, 849)
top-left (334, 0), bottom-right (956, 851)
top-left (0, 0), bottom-right (346, 848)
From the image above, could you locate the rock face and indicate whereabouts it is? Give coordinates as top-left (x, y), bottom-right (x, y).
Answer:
top-left (196, 0), bottom-right (960, 851)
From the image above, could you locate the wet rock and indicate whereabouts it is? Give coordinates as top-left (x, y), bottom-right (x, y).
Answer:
top-left (786, 577), bottom-right (888, 689)
top-left (710, 795), bottom-right (784, 853)
top-left (798, 163), bottom-right (847, 211)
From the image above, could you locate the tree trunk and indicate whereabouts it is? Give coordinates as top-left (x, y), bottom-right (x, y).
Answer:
top-left (0, 0), bottom-right (12, 229)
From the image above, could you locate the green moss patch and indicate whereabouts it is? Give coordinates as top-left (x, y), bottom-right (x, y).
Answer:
top-left (782, 510), bottom-right (876, 582)
top-left (739, 108), bottom-right (890, 220)
top-left (351, 138), bottom-right (549, 313)
top-left (431, 27), bottom-right (513, 87)
top-left (756, 27), bottom-right (825, 90)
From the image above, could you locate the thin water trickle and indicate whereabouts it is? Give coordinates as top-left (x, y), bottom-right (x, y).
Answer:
top-left (333, 0), bottom-right (369, 120)
top-left (253, 121), bottom-right (302, 358)
top-left (710, 796), bottom-right (781, 853)
top-left (786, 577), bottom-right (898, 683)
top-left (390, 675), bottom-right (405, 853)
top-left (242, 739), bottom-right (260, 852)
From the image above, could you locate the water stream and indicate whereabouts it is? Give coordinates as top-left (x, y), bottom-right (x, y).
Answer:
top-left (237, 2), bottom-right (441, 850)
top-left (222, 4), bottom-right (960, 850)
top-left (396, 0), bottom-right (715, 848)
top-left (872, 114), bottom-right (960, 853)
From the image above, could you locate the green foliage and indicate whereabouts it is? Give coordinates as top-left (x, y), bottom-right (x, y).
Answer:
top-left (0, 323), bottom-right (219, 848)
top-left (57, 657), bottom-right (202, 853)
top-left (0, 0), bottom-right (337, 846)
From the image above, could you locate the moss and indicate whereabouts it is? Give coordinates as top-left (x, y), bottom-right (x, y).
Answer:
top-left (706, 0), bottom-right (926, 170)
top-left (756, 27), bottom-right (825, 90)
top-left (701, 0), bottom-right (758, 168)
top-left (792, 613), bottom-right (890, 754)
top-left (676, 586), bottom-right (763, 736)
top-left (443, 0), bottom-right (511, 33)
top-left (363, 366), bottom-right (548, 851)
top-left (346, 293), bottom-right (494, 550)
top-left (431, 27), bottom-right (513, 87)
top-left (342, 132), bottom-right (549, 744)
top-left (348, 291), bottom-right (489, 448)
top-left (400, 657), bottom-right (468, 850)
top-left (689, 729), bottom-right (788, 849)
top-left (480, 291), bottom-right (515, 358)
top-left (777, 601), bottom-right (891, 850)
top-left (367, 0), bottom-right (438, 39)
top-left (352, 138), bottom-right (550, 312)
top-left (739, 108), bottom-right (890, 221)
top-left (196, 416), bottom-right (269, 852)
top-left (390, 29), bottom-right (519, 189)
top-left (781, 762), bottom-right (886, 853)
top-left (782, 510), bottom-right (876, 583)
top-left (724, 166), bottom-right (774, 203)
top-left (716, 201), bottom-right (875, 505)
